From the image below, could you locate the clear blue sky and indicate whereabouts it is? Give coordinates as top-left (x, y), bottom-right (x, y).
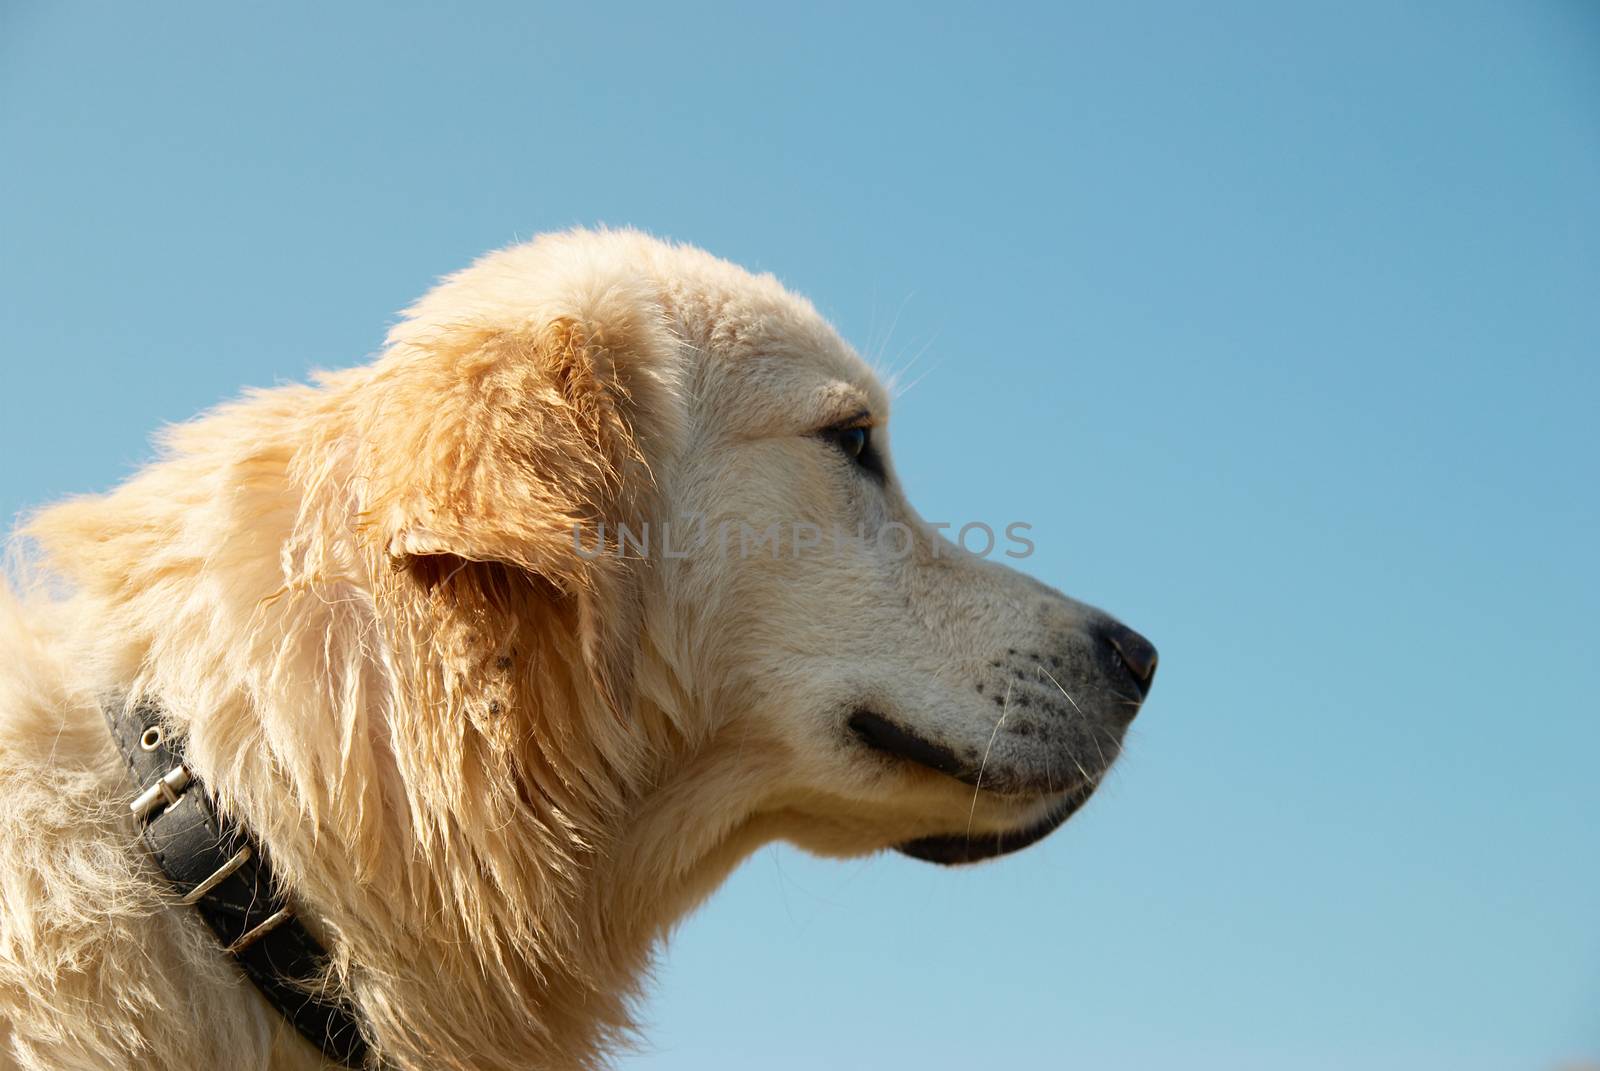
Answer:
top-left (3, 3), bottom-right (1596, 1068)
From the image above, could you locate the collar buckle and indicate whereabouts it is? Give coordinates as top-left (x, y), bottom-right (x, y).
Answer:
top-left (129, 764), bottom-right (191, 822)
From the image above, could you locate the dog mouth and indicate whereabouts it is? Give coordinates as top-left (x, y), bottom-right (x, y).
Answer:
top-left (847, 708), bottom-right (1103, 865)
top-left (895, 780), bottom-right (1098, 865)
top-left (848, 708), bottom-right (979, 786)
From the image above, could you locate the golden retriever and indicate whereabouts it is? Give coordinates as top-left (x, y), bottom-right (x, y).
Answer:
top-left (0, 230), bottom-right (1156, 1070)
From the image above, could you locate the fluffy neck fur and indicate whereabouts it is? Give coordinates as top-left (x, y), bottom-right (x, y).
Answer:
top-left (21, 372), bottom-right (766, 1071)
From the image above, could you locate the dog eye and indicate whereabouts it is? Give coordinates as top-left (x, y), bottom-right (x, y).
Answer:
top-left (822, 423), bottom-right (885, 481)
top-left (836, 426), bottom-right (868, 460)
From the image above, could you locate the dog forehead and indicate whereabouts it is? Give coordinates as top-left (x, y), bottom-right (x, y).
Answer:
top-left (655, 263), bottom-right (888, 431)
top-left (391, 227), bottom-right (887, 428)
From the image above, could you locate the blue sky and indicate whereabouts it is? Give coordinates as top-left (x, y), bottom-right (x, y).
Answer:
top-left (3, 3), bottom-right (1596, 1068)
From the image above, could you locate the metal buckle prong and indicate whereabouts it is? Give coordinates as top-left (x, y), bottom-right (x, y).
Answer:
top-left (177, 845), bottom-right (253, 906)
top-left (226, 907), bottom-right (293, 954)
top-left (130, 765), bottom-right (191, 822)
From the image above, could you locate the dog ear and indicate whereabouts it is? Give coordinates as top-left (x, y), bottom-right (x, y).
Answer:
top-left (359, 313), bottom-right (672, 597)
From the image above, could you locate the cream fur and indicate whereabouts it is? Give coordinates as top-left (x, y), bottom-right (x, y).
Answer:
top-left (0, 230), bottom-right (1148, 1070)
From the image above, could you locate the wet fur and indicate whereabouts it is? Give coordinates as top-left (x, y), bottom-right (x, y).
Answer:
top-left (0, 229), bottom-right (1141, 1069)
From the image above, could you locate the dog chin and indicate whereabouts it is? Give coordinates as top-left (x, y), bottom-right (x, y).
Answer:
top-left (893, 779), bottom-right (1099, 865)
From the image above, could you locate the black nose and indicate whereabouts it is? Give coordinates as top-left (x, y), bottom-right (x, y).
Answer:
top-left (1101, 622), bottom-right (1158, 697)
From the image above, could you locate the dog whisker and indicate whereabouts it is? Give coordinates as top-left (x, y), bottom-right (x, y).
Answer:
top-left (965, 681), bottom-right (1011, 840)
top-left (1034, 664), bottom-right (1085, 716)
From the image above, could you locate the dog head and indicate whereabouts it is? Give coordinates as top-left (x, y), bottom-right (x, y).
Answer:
top-left (363, 229), bottom-right (1156, 872)
top-left (17, 228), bottom-right (1156, 1068)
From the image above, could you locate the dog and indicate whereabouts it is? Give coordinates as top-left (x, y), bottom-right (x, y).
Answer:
top-left (0, 229), bottom-right (1156, 1070)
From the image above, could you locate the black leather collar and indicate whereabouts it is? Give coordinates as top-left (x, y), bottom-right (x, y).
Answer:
top-left (103, 698), bottom-right (371, 1068)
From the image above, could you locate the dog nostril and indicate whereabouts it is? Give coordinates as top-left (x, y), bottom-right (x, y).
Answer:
top-left (1101, 622), bottom-right (1158, 695)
